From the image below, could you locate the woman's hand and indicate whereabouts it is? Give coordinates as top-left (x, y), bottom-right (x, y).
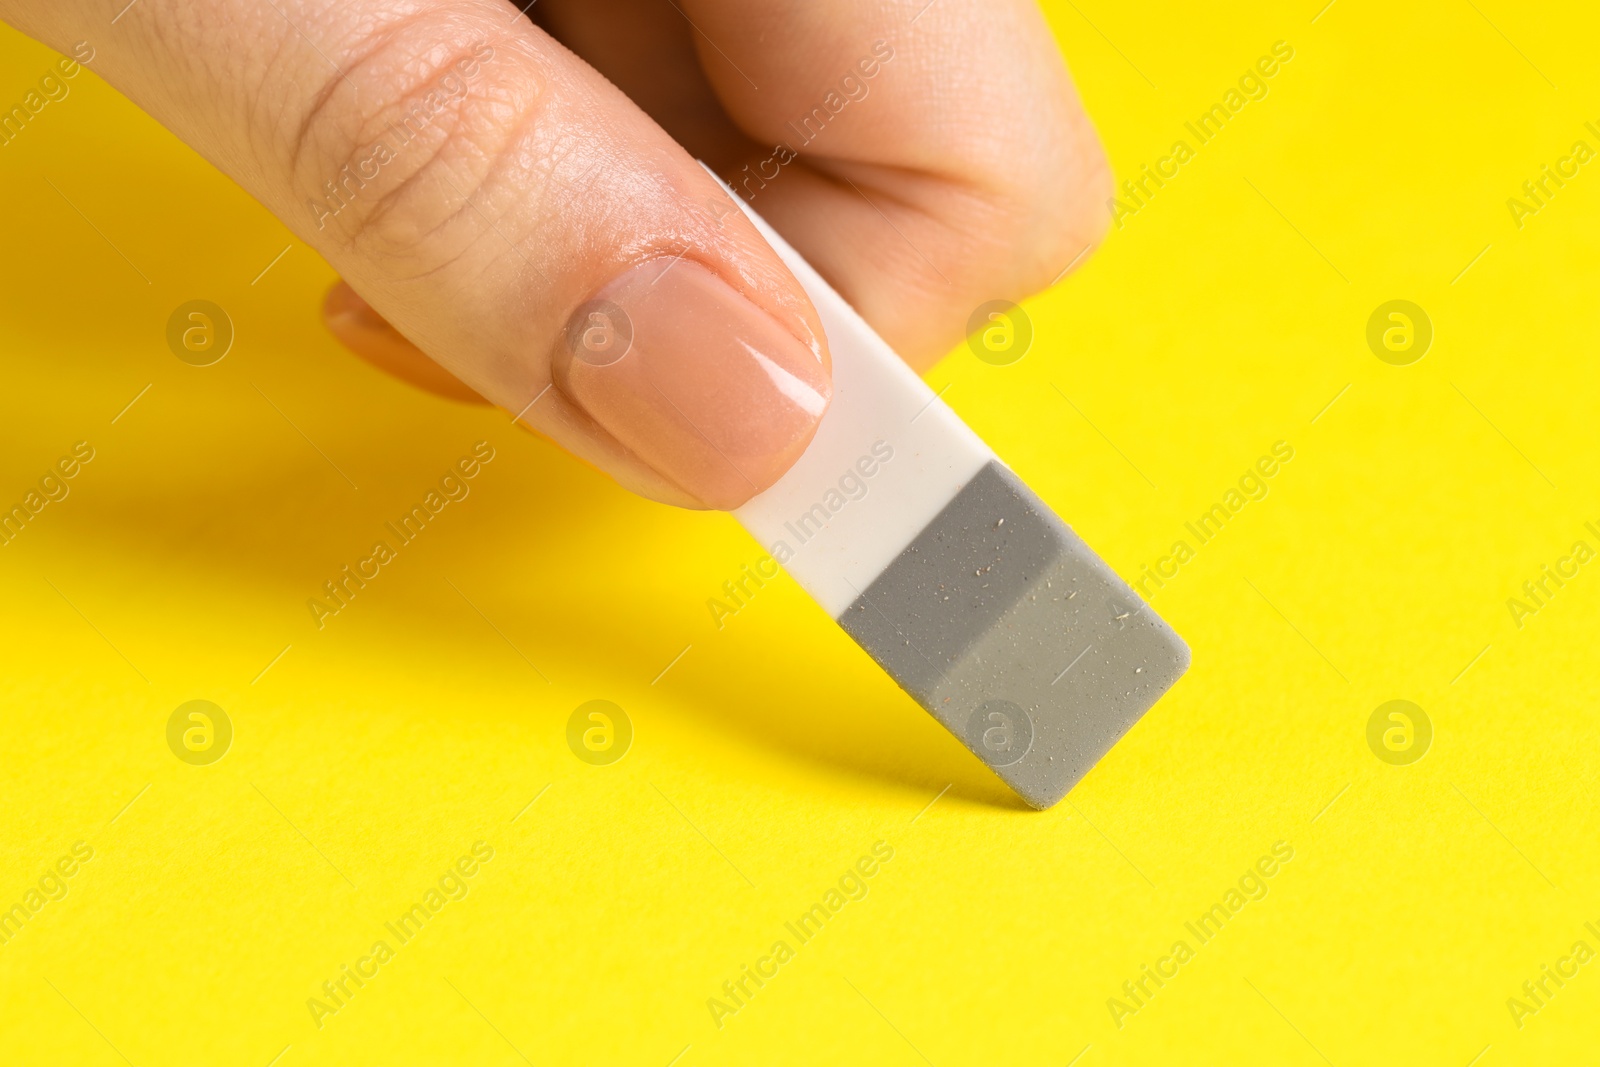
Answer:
top-left (1, 0), bottom-right (1108, 508)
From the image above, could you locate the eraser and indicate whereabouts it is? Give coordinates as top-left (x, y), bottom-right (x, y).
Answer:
top-left (717, 175), bottom-right (1190, 809)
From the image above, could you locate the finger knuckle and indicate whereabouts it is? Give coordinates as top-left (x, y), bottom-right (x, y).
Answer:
top-left (1028, 123), bottom-right (1113, 283)
top-left (289, 11), bottom-right (551, 272)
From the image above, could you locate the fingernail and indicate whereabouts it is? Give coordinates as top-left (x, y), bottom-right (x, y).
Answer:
top-left (552, 259), bottom-right (831, 509)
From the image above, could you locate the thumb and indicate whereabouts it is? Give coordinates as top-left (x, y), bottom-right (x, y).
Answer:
top-left (2, 0), bottom-right (831, 509)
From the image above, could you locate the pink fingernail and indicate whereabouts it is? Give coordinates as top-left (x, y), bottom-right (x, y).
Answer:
top-left (552, 259), bottom-right (831, 509)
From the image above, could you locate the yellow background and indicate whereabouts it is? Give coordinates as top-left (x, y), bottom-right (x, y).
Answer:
top-left (2, 2), bottom-right (1598, 1064)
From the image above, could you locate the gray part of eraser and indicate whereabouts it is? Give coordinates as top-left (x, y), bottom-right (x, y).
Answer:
top-left (836, 461), bottom-right (1189, 809)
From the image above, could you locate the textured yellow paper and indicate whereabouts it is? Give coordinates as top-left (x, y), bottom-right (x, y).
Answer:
top-left (2, 4), bottom-right (1597, 1065)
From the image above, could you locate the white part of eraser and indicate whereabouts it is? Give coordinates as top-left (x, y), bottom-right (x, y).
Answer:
top-left (730, 212), bottom-right (992, 618)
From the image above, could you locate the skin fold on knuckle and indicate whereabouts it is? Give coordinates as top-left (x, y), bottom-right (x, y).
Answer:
top-left (955, 63), bottom-right (1110, 298)
top-left (935, 120), bottom-right (1110, 326)
top-left (282, 6), bottom-right (554, 279)
top-left (1011, 127), bottom-right (1112, 291)
top-left (924, 6), bottom-right (1111, 298)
